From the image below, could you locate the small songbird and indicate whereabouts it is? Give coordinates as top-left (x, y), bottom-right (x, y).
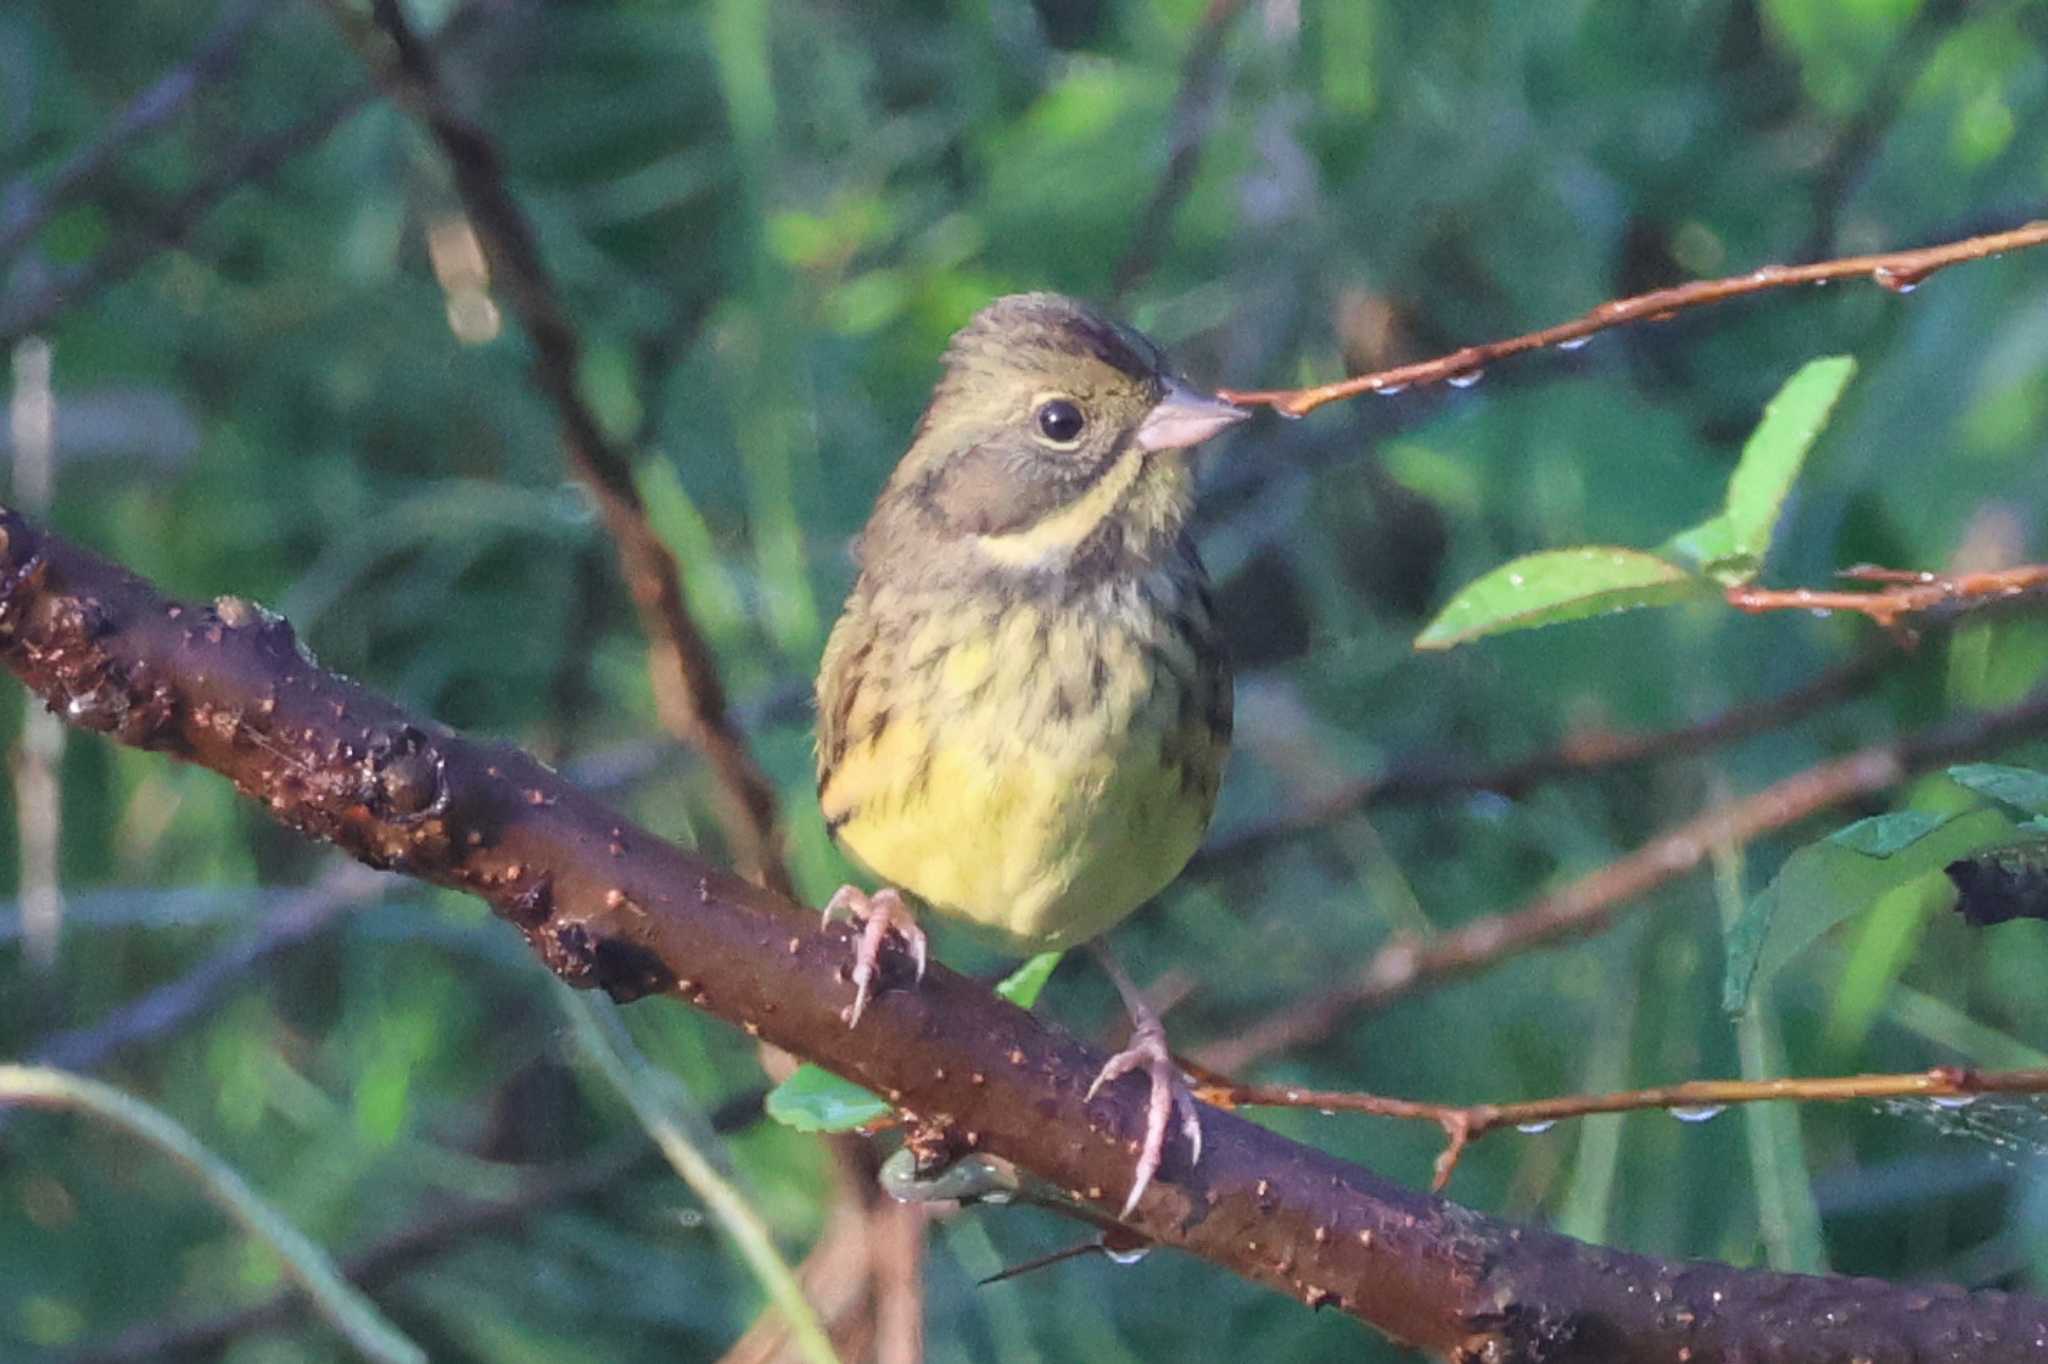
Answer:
top-left (815, 292), bottom-right (1246, 1214)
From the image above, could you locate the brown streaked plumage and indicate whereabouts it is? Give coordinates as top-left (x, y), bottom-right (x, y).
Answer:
top-left (815, 292), bottom-right (1247, 1216)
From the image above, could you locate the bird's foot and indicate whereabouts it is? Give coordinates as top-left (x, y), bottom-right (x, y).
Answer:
top-left (1086, 1016), bottom-right (1202, 1218)
top-left (821, 885), bottom-right (927, 1026)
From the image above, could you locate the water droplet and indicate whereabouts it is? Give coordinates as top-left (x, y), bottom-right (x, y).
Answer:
top-left (1668, 1104), bottom-right (1727, 1124)
top-left (1506, 572), bottom-right (1525, 588)
top-left (1872, 265), bottom-right (1926, 294)
top-left (1104, 1245), bottom-right (1150, 1266)
top-left (1446, 368), bottom-right (1485, 389)
top-left (1930, 1095), bottom-right (1978, 1110)
top-left (1515, 1120), bottom-right (1557, 1134)
top-left (1274, 405), bottom-right (1306, 421)
top-left (1557, 336), bottom-right (1591, 352)
top-left (1808, 608), bottom-right (1833, 619)
top-left (1374, 382), bottom-right (1407, 396)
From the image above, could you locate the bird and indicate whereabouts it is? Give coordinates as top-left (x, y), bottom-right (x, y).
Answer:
top-left (814, 291), bottom-right (1246, 1215)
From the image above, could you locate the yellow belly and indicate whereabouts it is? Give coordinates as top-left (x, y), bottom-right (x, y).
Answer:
top-left (818, 589), bottom-right (1226, 951)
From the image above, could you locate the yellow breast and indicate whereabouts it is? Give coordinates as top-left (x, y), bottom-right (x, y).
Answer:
top-left (816, 574), bottom-right (1228, 951)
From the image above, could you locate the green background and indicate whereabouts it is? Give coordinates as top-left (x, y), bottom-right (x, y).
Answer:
top-left (4, 0), bottom-right (2048, 1359)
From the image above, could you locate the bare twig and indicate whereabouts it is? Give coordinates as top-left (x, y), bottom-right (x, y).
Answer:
top-left (1193, 649), bottom-right (1892, 871)
top-left (330, 0), bottom-right (793, 897)
top-left (1201, 688), bottom-right (2048, 1073)
top-left (61, 1146), bottom-right (650, 1364)
top-left (1209, 1063), bottom-right (2048, 1193)
top-left (1727, 563), bottom-right (2048, 632)
top-left (1111, 0), bottom-right (1253, 299)
top-left (1218, 219), bottom-right (2048, 416)
top-left (25, 864), bottom-right (383, 1074)
top-left (0, 87), bottom-right (376, 347)
top-left (5, 510), bottom-right (2042, 1358)
top-left (0, 0), bottom-right (272, 266)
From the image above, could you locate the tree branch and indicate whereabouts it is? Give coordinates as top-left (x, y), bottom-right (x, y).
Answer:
top-left (1212, 1063), bottom-right (2048, 1194)
top-left (1218, 219), bottom-right (2048, 416)
top-left (3, 513), bottom-right (2044, 1360)
top-left (321, 0), bottom-right (792, 897)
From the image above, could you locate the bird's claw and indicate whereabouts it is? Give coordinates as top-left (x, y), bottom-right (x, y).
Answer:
top-left (1087, 1019), bottom-right (1202, 1217)
top-left (821, 885), bottom-right (926, 1026)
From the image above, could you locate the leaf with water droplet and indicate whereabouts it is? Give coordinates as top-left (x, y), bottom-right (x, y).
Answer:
top-left (1415, 547), bottom-right (1709, 651)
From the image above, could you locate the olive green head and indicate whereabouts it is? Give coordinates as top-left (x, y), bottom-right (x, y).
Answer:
top-left (862, 293), bottom-right (1247, 576)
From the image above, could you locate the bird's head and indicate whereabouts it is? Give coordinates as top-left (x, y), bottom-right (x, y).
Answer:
top-left (867, 293), bottom-right (1247, 574)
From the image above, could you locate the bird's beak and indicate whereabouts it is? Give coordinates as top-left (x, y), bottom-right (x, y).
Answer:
top-left (1133, 379), bottom-right (1251, 452)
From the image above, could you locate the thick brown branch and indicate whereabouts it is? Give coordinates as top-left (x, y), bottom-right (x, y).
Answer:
top-left (4, 515), bottom-right (2045, 1360)
top-left (1202, 694), bottom-right (2048, 1073)
top-left (1219, 219), bottom-right (2048, 416)
top-left (325, 0), bottom-right (792, 898)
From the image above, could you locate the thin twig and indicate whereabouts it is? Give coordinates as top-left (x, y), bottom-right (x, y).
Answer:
top-left (331, 0), bottom-right (793, 897)
top-left (1111, 0), bottom-right (1253, 300)
top-left (0, 86), bottom-right (376, 347)
top-left (1727, 563), bottom-right (2048, 632)
top-left (1201, 685), bottom-right (2048, 1073)
top-left (61, 1146), bottom-right (650, 1364)
top-left (0, 1065), bottom-right (426, 1364)
top-left (1193, 649), bottom-right (1893, 872)
top-left (1208, 1064), bottom-right (2048, 1193)
top-left (0, 0), bottom-right (273, 265)
top-left (1218, 219), bottom-right (2048, 416)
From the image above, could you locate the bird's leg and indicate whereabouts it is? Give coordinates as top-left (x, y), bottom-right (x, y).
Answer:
top-left (1085, 941), bottom-right (1202, 1218)
top-left (821, 885), bottom-right (927, 1026)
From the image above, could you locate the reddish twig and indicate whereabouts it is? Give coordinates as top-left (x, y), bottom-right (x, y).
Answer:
top-left (1208, 1064), bottom-right (2048, 1194)
top-left (1201, 690), bottom-right (2048, 1074)
top-left (7, 511), bottom-right (2044, 1358)
top-left (1218, 220), bottom-right (2048, 416)
top-left (331, 0), bottom-right (792, 897)
top-left (1727, 563), bottom-right (2048, 632)
top-left (1193, 648), bottom-right (1892, 872)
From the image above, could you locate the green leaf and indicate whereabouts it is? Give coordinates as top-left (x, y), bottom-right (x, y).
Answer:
top-left (1722, 807), bottom-right (2014, 1013)
top-left (763, 1065), bottom-right (892, 1134)
top-left (1947, 762), bottom-right (2048, 817)
top-left (1722, 356), bottom-right (1856, 570)
top-left (1826, 810), bottom-right (1958, 857)
top-left (1414, 547), bottom-right (1708, 651)
top-left (1659, 513), bottom-right (1753, 583)
top-left (995, 951), bottom-right (1062, 1008)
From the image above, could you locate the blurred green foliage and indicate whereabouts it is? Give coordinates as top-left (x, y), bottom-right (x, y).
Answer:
top-left (3, 0), bottom-right (2048, 1359)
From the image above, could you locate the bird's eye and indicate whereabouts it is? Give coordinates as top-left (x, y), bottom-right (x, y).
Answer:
top-left (1034, 398), bottom-right (1086, 445)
